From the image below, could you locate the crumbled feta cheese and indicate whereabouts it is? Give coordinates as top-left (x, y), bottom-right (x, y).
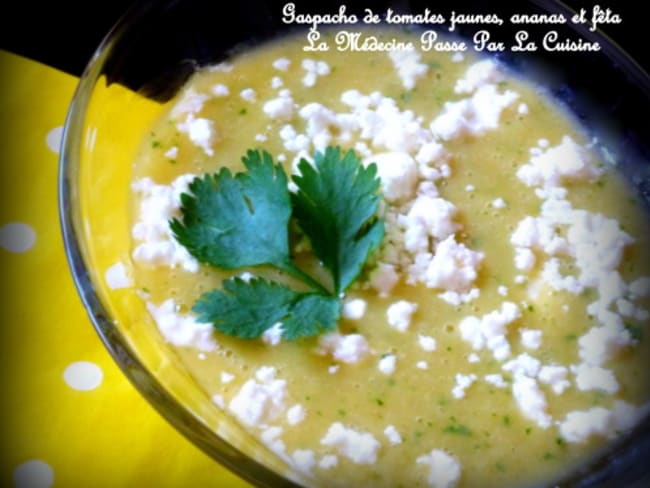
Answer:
top-left (369, 152), bottom-right (419, 203)
top-left (467, 353), bottom-right (480, 363)
top-left (484, 374), bottom-right (508, 388)
top-left (517, 136), bottom-right (602, 189)
top-left (177, 115), bottom-right (216, 156)
top-left (146, 299), bottom-right (216, 351)
top-left (387, 300), bottom-right (418, 332)
top-left (578, 321), bottom-right (634, 366)
top-left (220, 372), bottom-right (234, 384)
top-left (271, 76), bottom-right (283, 89)
top-left (572, 363), bottom-right (619, 394)
top-left (229, 366), bottom-right (286, 427)
top-left (240, 88), bottom-right (256, 102)
top-left (520, 329), bottom-right (542, 350)
top-left (438, 288), bottom-right (480, 306)
top-left (497, 285), bottom-right (509, 296)
top-left (317, 332), bottom-right (370, 364)
top-left (538, 365), bottom-right (570, 394)
top-left (430, 84), bottom-right (519, 141)
top-left (320, 422), bottom-right (380, 464)
top-left (388, 47), bottom-right (428, 90)
top-left (416, 449), bottom-right (461, 488)
top-left (318, 454), bottom-right (338, 470)
top-left (455, 59), bottom-right (505, 94)
top-left (164, 146), bottom-right (178, 160)
top-left (458, 302), bottom-right (521, 360)
top-left (368, 262), bottom-right (400, 296)
top-left (302, 59), bottom-right (330, 87)
top-left (465, 184), bottom-right (475, 192)
top-left (273, 58), bottom-right (291, 71)
top-left (417, 361), bottom-right (429, 370)
top-left (452, 373), bottom-right (477, 399)
top-left (261, 426), bottom-right (286, 457)
top-left (211, 84), bottom-right (229, 97)
top-left (292, 449), bottom-right (316, 474)
top-left (384, 425), bottom-right (403, 445)
top-left (212, 394), bottom-right (225, 408)
top-left (342, 298), bottom-right (367, 320)
top-left (419, 235), bottom-right (484, 292)
top-left (263, 92), bottom-right (294, 121)
top-left (262, 322), bottom-right (284, 346)
top-left (286, 404), bottom-right (306, 426)
top-left (418, 335), bottom-right (437, 352)
top-left (105, 261), bottom-right (131, 290)
top-left (629, 276), bottom-right (650, 298)
top-left (558, 407), bottom-right (612, 443)
top-left (502, 353), bottom-right (541, 378)
top-left (378, 354), bottom-right (397, 375)
top-left (514, 247), bottom-right (536, 271)
top-left (451, 52), bottom-right (464, 63)
top-left (517, 103), bottom-right (529, 115)
top-left (491, 197), bottom-right (507, 209)
top-left (403, 195), bottom-right (459, 252)
top-left (511, 374), bottom-right (552, 428)
top-left (170, 89), bottom-right (209, 117)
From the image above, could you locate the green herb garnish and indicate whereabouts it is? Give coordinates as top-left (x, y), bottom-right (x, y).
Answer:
top-left (171, 146), bottom-right (384, 340)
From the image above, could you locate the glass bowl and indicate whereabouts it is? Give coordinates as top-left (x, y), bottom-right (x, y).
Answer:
top-left (59, 0), bottom-right (650, 487)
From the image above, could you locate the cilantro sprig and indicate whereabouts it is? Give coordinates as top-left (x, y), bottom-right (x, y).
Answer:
top-left (170, 146), bottom-right (384, 340)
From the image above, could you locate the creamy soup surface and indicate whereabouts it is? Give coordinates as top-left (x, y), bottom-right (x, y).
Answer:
top-left (129, 29), bottom-right (650, 488)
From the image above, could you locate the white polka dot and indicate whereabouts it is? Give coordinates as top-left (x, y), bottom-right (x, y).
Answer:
top-left (105, 261), bottom-right (132, 289)
top-left (13, 460), bottom-right (54, 488)
top-left (0, 222), bottom-right (36, 253)
top-left (63, 361), bottom-right (103, 391)
top-left (46, 126), bottom-right (63, 154)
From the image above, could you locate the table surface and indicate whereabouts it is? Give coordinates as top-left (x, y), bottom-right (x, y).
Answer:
top-left (0, 50), bottom-right (252, 488)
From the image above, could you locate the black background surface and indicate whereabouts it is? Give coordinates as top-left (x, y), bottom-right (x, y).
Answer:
top-left (0, 1), bottom-right (648, 77)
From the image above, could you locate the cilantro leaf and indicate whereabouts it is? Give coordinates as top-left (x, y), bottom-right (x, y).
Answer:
top-left (170, 149), bottom-right (292, 271)
top-left (193, 276), bottom-right (340, 340)
top-left (291, 147), bottom-right (385, 293)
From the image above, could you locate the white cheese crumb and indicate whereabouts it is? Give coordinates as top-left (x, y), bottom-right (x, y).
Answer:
top-left (368, 262), bottom-right (400, 296)
top-left (105, 261), bottom-right (132, 289)
top-left (262, 322), bottom-right (283, 346)
top-left (417, 361), bottom-right (429, 370)
top-left (418, 335), bottom-right (437, 352)
top-left (318, 454), bottom-right (338, 469)
top-left (502, 353), bottom-right (541, 378)
top-left (146, 299), bottom-right (216, 351)
top-left (342, 298), bottom-right (367, 320)
top-left (384, 425), bottom-right (403, 445)
top-left (177, 115), bottom-right (216, 156)
top-left (211, 84), bottom-right (229, 97)
top-left (517, 103), bottom-right (529, 115)
top-left (388, 47), bottom-right (428, 90)
top-left (467, 353), bottom-right (480, 363)
top-left (378, 354), bottom-right (397, 375)
top-left (455, 59), bottom-right (505, 94)
top-left (464, 184), bottom-right (475, 192)
top-left (263, 92), bottom-right (294, 121)
top-left (497, 285), bottom-right (509, 296)
top-left (511, 374), bottom-right (552, 428)
top-left (369, 152), bottom-right (419, 203)
top-left (328, 365), bottom-right (340, 374)
top-left (629, 276), bottom-right (650, 298)
top-left (520, 329), bottom-right (543, 350)
top-left (572, 363), bottom-right (619, 394)
top-left (270, 76), bottom-right (284, 89)
top-left (220, 372), bottom-right (234, 384)
top-left (451, 52), bottom-right (464, 63)
top-left (320, 422), bottom-right (380, 464)
top-left (240, 88), bottom-right (257, 102)
top-left (273, 58), bottom-right (291, 71)
top-left (170, 89), bottom-right (209, 117)
top-left (255, 133), bottom-right (267, 142)
top-left (558, 407), bottom-right (612, 443)
top-left (484, 374), bottom-right (508, 388)
top-left (387, 300), bottom-right (418, 332)
top-left (514, 247), bottom-right (536, 271)
top-left (301, 59), bottom-right (330, 87)
top-left (261, 426), bottom-right (286, 457)
top-left (228, 366), bottom-right (286, 427)
top-left (291, 449), bottom-right (316, 474)
top-left (164, 146), bottom-right (178, 159)
top-left (538, 365), bottom-right (570, 394)
top-left (212, 394), bottom-right (225, 408)
top-left (286, 404), bottom-right (306, 426)
top-left (452, 373), bottom-right (477, 399)
top-left (317, 332), bottom-right (369, 364)
top-left (421, 235), bottom-right (484, 292)
top-left (416, 449), bottom-right (462, 488)
top-left (458, 302), bottom-right (521, 360)
top-left (578, 322), bottom-right (634, 366)
top-left (491, 197), bottom-right (507, 209)
top-left (430, 84), bottom-right (519, 141)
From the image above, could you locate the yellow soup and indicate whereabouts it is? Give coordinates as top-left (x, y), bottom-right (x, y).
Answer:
top-left (129, 29), bottom-right (650, 488)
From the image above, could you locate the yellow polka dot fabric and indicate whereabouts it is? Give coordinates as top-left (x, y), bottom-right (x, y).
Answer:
top-left (0, 50), bottom-right (252, 488)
